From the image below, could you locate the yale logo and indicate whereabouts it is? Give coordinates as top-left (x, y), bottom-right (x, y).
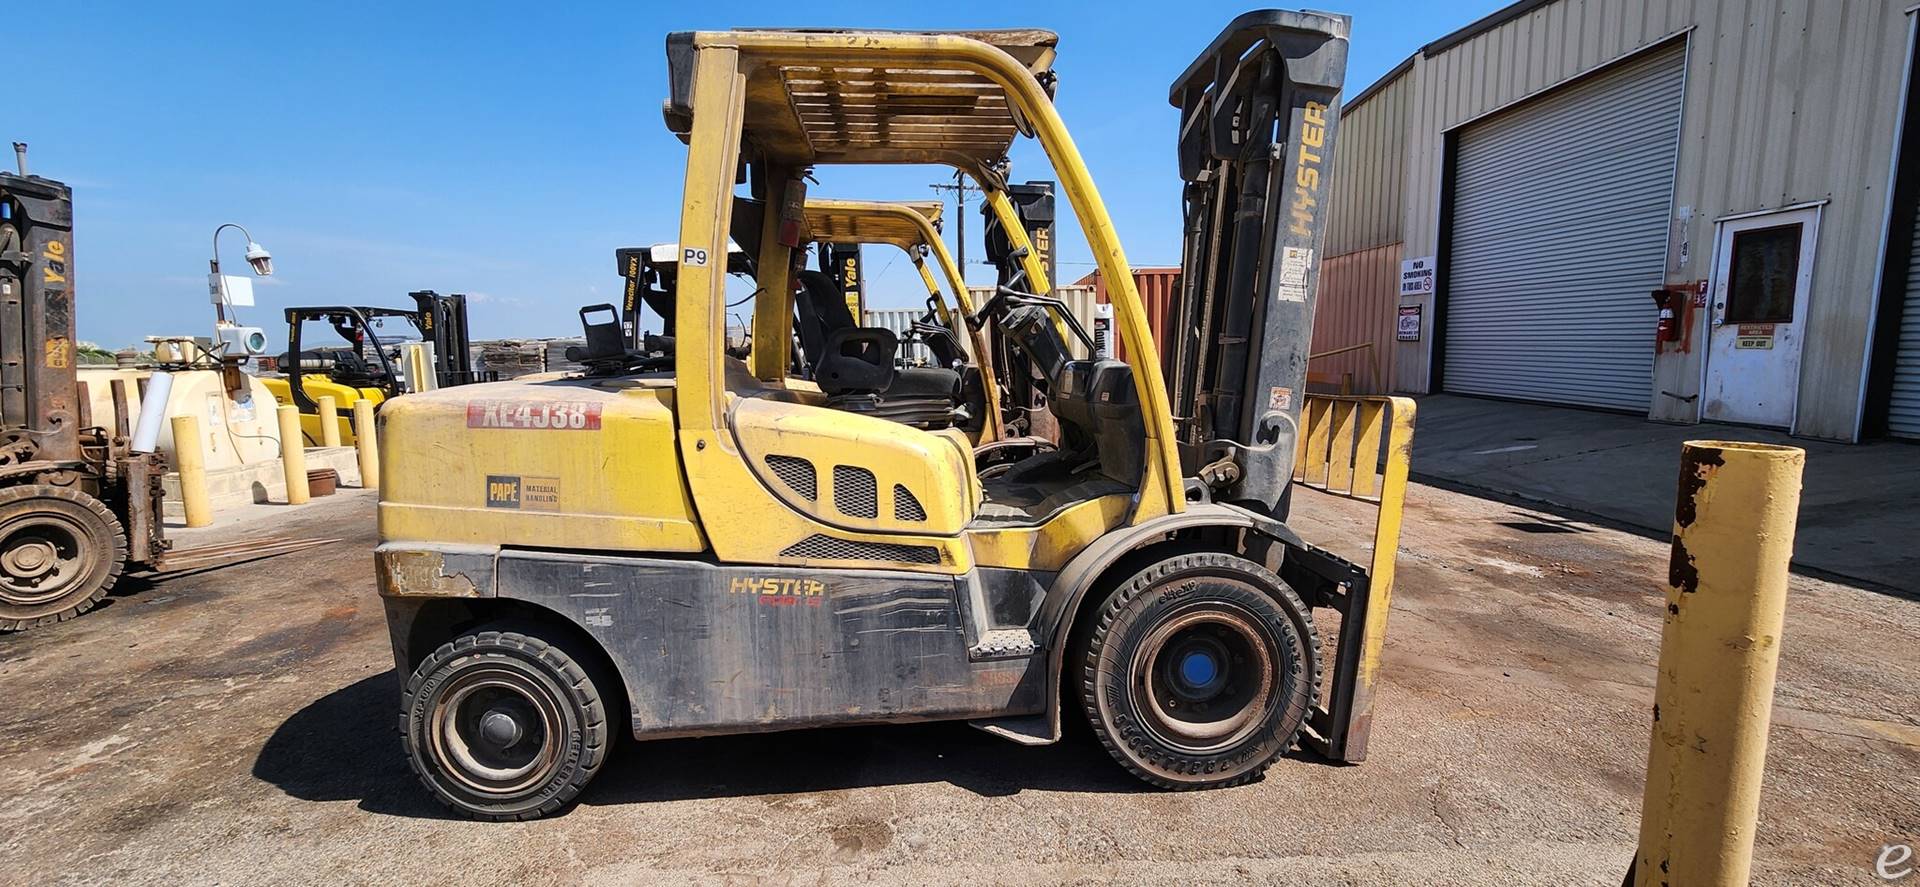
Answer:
top-left (1288, 101), bottom-right (1330, 238)
top-left (485, 475), bottom-right (521, 508)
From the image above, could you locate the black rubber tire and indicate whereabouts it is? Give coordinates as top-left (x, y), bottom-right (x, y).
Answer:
top-left (1079, 551), bottom-right (1319, 789)
top-left (0, 485), bottom-right (127, 631)
top-left (401, 626), bottom-right (613, 821)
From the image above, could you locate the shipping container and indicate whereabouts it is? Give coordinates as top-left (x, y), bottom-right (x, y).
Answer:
top-left (1076, 267), bottom-right (1180, 361)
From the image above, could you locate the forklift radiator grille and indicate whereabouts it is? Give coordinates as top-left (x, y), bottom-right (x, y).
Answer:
top-left (893, 484), bottom-right (926, 522)
top-left (780, 534), bottom-right (940, 565)
top-left (833, 465), bottom-right (879, 518)
top-left (766, 455), bottom-right (817, 500)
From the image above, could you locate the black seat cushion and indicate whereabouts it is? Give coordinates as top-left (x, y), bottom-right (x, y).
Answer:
top-left (886, 366), bottom-right (961, 400)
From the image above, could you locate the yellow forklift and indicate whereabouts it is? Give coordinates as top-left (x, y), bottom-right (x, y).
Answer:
top-left (261, 292), bottom-right (486, 445)
top-left (617, 198), bottom-right (1034, 446)
top-left (375, 11), bottom-right (1413, 820)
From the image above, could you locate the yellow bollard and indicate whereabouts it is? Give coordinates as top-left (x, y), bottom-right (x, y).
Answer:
top-left (277, 405), bottom-right (309, 505)
top-left (169, 415), bottom-right (213, 528)
top-left (317, 396), bottom-right (342, 448)
top-left (353, 399), bottom-right (380, 491)
top-left (1633, 440), bottom-right (1804, 887)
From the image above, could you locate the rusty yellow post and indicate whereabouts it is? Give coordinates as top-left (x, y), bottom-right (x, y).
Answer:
top-left (1633, 440), bottom-right (1804, 887)
top-left (277, 405), bottom-right (309, 505)
top-left (169, 415), bottom-right (212, 528)
top-left (353, 399), bottom-right (380, 490)
top-left (316, 395), bottom-right (342, 447)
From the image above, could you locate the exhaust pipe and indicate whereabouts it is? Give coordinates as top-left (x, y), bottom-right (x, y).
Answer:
top-left (11, 142), bottom-right (25, 176)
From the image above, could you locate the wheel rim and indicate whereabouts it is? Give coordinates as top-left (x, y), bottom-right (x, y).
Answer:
top-left (428, 666), bottom-right (565, 796)
top-left (1130, 605), bottom-right (1278, 754)
top-left (0, 512), bottom-right (93, 607)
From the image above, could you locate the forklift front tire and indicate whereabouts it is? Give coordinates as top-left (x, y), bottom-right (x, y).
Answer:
top-left (1079, 552), bottom-right (1319, 789)
top-left (0, 485), bottom-right (127, 631)
top-left (402, 626), bottom-right (613, 821)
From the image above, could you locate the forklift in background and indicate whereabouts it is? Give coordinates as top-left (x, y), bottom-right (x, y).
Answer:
top-left (264, 291), bottom-right (488, 444)
top-left (0, 149), bottom-right (167, 629)
top-left (614, 200), bottom-right (1012, 440)
top-left (374, 13), bottom-right (1412, 821)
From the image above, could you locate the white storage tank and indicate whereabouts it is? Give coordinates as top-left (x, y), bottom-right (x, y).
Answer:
top-left (77, 366), bottom-right (282, 471)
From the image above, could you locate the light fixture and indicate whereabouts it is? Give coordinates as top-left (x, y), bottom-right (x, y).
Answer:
top-left (243, 240), bottom-right (273, 276)
top-left (209, 222), bottom-right (275, 331)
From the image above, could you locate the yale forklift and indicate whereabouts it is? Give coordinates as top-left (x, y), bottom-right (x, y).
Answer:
top-left (375, 11), bottom-right (1410, 820)
top-left (263, 291), bottom-right (485, 444)
top-left (0, 155), bottom-right (169, 629)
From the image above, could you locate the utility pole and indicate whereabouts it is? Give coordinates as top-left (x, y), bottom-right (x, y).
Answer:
top-left (930, 171), bottom-right (981, 283)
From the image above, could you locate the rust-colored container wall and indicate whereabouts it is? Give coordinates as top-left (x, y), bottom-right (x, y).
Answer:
top-left (1311, 244), bottom-right (1400, 394)
top-left (1077, 267), bottom-right (1179, 361)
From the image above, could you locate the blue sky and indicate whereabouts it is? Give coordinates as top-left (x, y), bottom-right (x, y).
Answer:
top-left (21, 0), bottom-right (1505, 350)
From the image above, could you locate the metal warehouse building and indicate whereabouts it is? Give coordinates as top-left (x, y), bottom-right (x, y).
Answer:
top-left (1314, 0), bottom-right (1920, 441)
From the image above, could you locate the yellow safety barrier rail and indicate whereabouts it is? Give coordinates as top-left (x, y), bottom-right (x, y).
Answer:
top-left (1289, 394), bottom-right (1416, 762)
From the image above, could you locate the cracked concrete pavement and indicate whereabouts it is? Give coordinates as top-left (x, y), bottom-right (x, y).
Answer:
top-left (0, 485), bottom-right (1914, 885)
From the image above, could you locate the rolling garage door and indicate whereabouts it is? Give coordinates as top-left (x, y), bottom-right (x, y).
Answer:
top-left (1889, 195), bottom-right (1920, 438)
top-left (1443, 42), bottom-right (1686, 411)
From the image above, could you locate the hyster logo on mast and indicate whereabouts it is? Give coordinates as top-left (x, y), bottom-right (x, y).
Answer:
top-left (1288, 101), bottom-right (1329, 238)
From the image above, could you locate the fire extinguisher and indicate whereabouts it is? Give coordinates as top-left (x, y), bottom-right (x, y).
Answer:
top-left (1649, 290), bottom-right (1682, 342)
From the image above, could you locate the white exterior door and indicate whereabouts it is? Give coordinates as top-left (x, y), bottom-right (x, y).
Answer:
top-left (1701, 207), bottom-right (1820, 428)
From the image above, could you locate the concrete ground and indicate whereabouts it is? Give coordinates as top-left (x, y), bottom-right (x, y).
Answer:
top-left (1407, 393), bottom-right (1920, 593)
top-left (0, 486), bottom-right (1915, 885)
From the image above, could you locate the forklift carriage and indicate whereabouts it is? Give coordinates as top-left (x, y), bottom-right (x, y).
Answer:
top-left (373, 10), bottom-right (1416, 820)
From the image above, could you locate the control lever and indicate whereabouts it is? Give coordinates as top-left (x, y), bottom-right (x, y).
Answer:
top-left (969, 285), bottom-right (1098, 354)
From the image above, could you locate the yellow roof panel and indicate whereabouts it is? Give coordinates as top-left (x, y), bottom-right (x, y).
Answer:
top-left (802, 199), bottom-right (944, 250)
top-left (674, 29), bottom-right (1060, 167)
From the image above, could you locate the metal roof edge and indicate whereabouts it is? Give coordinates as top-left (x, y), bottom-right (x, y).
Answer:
top-left (1421, 0), bottom-right (1558, 57)
top-left (1341, 52), bottom-right (1415, 115)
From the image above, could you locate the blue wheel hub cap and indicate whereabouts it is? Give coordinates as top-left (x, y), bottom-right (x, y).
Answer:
top-left (1180, 650), bottom-right (1219, 687)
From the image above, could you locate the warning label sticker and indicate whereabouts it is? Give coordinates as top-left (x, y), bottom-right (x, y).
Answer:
top-left (1277, 247), bottom-right (1313, 302)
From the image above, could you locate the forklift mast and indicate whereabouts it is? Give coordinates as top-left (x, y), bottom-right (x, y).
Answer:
top-left (980, 180), bottom-right (1059, 440)
top-left (406, 290), bottom-right (479, 386)
top-left (1166, 10), bottom-right (1348, 519)
top-left (0, 171), bottom-right (81, 466)
top-left (981, 181), bottom-right (1057, 291)
top-left (615, 246), bottom-right (676, 346)
top-left (820, 242), bottom-right (863, 319)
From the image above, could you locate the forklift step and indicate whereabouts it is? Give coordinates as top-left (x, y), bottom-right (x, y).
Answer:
top-left (970, 628), bottom-right (1039, 661)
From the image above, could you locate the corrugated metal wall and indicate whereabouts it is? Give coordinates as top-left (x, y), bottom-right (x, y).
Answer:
top-left (1313, 245), bottom-right (1400, 393)
top-left (864, 308), bottom-right (943, 366)
top-left (1356, 0), bottom-right (1913, 439)
top-left (1314, 69), bottom-right (1413, 395)
top-left (1325, 73), bottom-right (1411, 257)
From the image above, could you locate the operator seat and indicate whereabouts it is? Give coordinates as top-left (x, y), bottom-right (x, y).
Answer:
top-left (793, 271), bottom-right (966, 428)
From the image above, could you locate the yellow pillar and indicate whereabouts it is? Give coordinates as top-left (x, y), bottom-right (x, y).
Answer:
top-left (169, 415), bottom-right (213, 528)
top-left (353, 399), bottom-right (380, 491)
top-left (1634, 440), bottom-right (1804, 887)
top-left (317, 395), bottom-right (341, 447)
top-left (277, 405), bottom-right (309, 505)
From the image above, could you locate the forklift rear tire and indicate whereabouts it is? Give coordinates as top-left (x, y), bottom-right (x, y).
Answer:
top-left (402, 626), bottom-right (613, 820)
top-left (0, 485), bottom-right (127, 631)
top-left (1079, 552), bottom-right (1319, 789)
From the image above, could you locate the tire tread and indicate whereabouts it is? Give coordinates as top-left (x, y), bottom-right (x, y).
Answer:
top-left (1078, 551), bottom-right (1321, 790)
top-left (400, 625), bottom-right (610, 821)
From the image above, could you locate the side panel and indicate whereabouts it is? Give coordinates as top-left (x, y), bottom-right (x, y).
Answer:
top-left (376, 383), bottom-right (706, 553)
top-left (496, 552), bottom-right (1041, 737)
